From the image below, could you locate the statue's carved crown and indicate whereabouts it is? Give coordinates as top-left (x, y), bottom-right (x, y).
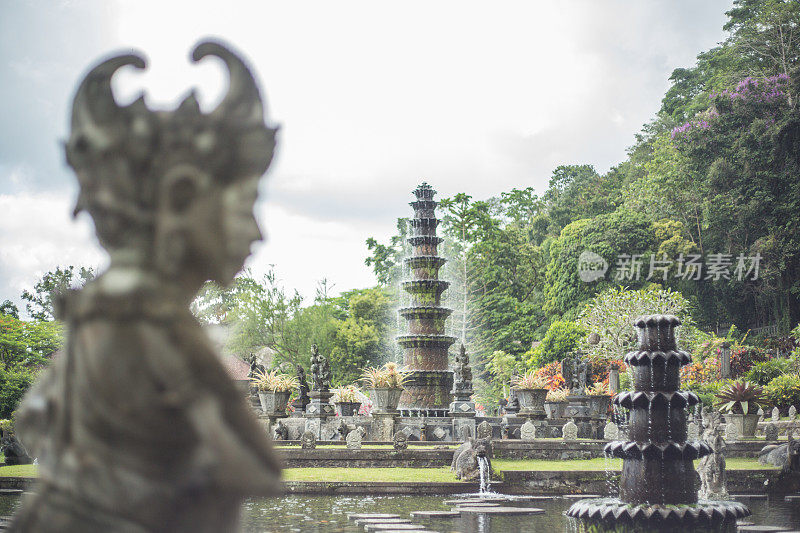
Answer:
top-left (65, 40), bottom-right (277, 250)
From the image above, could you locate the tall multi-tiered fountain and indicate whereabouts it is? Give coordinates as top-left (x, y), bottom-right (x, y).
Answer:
top-left (397, 183), bottom-right (456, 417)
top-left (567, 315), bottom-right (750, 532)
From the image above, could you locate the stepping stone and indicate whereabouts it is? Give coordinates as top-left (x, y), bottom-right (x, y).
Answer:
top-left (561, 494), bottom-right (601, 499)
top-left (363, 524), bottom-right (428, 532)
top-left (732, 494), bottom-right (768, 500)
top-left (507, 495), bottom-right (556, 501)
top-left (785, 495), bottom-right (800, 501)
top-left (453, 502), bottom-right (501, 507)
top-left (457, 507), bottom-right (545, 515)
top-left (737, 526), bottom-right (792, 532)
top-left (355, 518), bottom-right (412, 526)
top-left (0, 490), bottom-right (22, 495)
top-left (349, 514), bottom-right (402, 520)
top-left (442, 498), bottom-right (496, 505)
top-left (410, 510), bottom-right (459, 519)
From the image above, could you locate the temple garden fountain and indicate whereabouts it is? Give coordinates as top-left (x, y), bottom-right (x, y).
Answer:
top-left (566, 315), bottom-right (751, 532)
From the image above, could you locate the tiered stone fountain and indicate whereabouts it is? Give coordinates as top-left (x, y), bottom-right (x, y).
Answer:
top-left (567, 315), bottom-right (750, 532)
top-left (397, 183), bottom-right (456, 417)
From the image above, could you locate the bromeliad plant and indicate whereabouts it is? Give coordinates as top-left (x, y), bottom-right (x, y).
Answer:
top-left (714, 380), bottom-right (766, 414)
top-left (333, 384), bottom-right (363, 403)
top-left (361, 362), bottom-right (408, 389)
top-left (250, 368), bottom-right (299, 393)
top-left (546, 388), bottom-right (569, 402)
top-left (586, 382), bottom-right (612, 396)
top-left (511, 370), bottom-right (548, 390)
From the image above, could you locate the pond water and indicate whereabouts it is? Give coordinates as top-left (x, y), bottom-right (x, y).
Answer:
top-left (240, 494), bottom-right (800, 532)
top-left (1, 493), bottom-right (798, 531)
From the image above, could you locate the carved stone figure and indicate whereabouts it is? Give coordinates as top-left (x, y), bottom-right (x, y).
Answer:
top-left (576, 357), bottom-right (589, 394)
top-left (0, 434), bottom-right (32, 466)
top-left (603, 420), bottom-right (619, 441)
top-left (336, 420), bottom-right (350, 441)
top-left (764, 422), bottom-right (780, 442)
top-left (451, 438), bottom-right (493, 481)
top-left (309, 344), bottom-right (332, 392)
top-left (505, 394), bottom-right (520, 415)
top-left (301, 430), bottom-right (317, 450)
top-left (452, 344), bottom-right (473, 392)
top-left (699, 431), bottom-right (729, 500)
top-left (500, 420), bottom-right (510, 439)
top-left (563, 419), bottom-right (578, 440)
top-left (772, 407), bottom-right (781, 421)
top-left (346, 427), bottom-right (366, 449)
top-left (392, 430), bottom-right (408, 451)
top-left (759, 433), bottom-right (800, 472)
top-left (476, 420), bottom-right (492, 440)
top-left (520, 420), bottom-right (536, 440)
top-left (9, 40), bottom-right (281, 533)
top-left (790, 405), bottom-right (797, 419)
top-left (291, 365), bottom-right (310, 412)
top-left (273, 420), bottom-right (289, 441)
top-left (393, 429), bottom-right (408, 451)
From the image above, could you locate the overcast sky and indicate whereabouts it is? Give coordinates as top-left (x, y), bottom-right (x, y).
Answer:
top-left (0, 0), bottom-right (733, 314)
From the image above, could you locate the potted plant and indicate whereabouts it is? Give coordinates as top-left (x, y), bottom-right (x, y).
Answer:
top-left (544, 388), bottom-right (569, 419)
top-left (586, 382), bottom-right (612, 419)
top-left (715, 381), bottom-right (766, 437)
top-left (361, 362), bottom-right (407, 414)
top-left (250, 369), bottom-right (298, 417)
top-left (333, 384), bottom-right (363, 416)
top-left (511, 370), bottom-right (549, 417)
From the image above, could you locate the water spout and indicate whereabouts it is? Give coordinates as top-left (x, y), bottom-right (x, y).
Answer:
top-left (477, 456), bottom-right (490, 493)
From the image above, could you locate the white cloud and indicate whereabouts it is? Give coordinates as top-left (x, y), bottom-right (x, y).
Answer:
top-left (0, 189), bottom-right (107, 312)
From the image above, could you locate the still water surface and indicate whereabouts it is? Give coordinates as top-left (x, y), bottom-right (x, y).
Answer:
top-left (242, 494), bottom-right (800, 532)
top-left (0, 493), bottom-right (797, 531)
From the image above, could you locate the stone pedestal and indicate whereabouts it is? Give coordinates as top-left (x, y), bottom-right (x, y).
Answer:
top-left (304, 390), bottom-right (335, 439)
top-left (371, 412), bottom-right (397, 442)
top-left (453, 417), bottom-right (476, 441)
top-left (449, 387), bottom-right (476, 418)
top-left (565, 395), bottom-right (598, 438)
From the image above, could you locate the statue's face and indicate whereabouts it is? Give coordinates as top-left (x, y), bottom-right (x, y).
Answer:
top-left (186, 176), bottom-right (262, 287)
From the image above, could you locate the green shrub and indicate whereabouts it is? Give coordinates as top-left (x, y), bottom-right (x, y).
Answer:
top-left (526, 320), bottom-right (585, 370)
top-left (764, 373), bottom-right (800, 410)
top-left (745, 358), bottom-right (793, 386)
top-left (685, 380), bottom-right (727, 408)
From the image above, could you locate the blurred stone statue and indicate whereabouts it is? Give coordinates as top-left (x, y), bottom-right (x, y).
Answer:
top-left (10, 40), bottom-right (281, 532)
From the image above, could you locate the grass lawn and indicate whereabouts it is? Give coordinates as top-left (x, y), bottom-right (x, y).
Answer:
top-left (0, 464), bottom-right (37, 478)
top-left (493, 457), bottom-right (777, 472)
top-left (0, 458), bottom-right (776, 483)
top-left (282, 467), bottom-right (459, 482)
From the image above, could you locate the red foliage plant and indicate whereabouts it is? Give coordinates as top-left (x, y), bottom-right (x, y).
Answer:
top-left (534, 361), bottom-right (565, 391)
top-left (729, 346), bottom-right (770, 378)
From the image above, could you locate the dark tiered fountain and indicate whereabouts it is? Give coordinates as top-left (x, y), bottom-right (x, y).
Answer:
top-left (397, 183), bottom-right (456, 417)
top-left (567, 315), bottom-right (750, 532)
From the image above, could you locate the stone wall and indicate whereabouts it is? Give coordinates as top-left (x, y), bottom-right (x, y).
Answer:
top-left (501, 469), bottom-right (778, 496)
